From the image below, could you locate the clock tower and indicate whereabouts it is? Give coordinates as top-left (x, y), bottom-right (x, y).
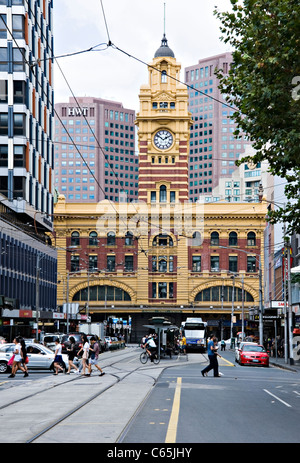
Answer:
top-left (136, 35), bottom-right (193, 204)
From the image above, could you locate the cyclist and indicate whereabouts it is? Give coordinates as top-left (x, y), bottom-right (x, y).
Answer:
top-left (144, 335), bottom-right (157, 362)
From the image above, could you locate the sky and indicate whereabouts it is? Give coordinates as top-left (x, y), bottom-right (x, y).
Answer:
top-left (53, 0), bottom-right (233, 112)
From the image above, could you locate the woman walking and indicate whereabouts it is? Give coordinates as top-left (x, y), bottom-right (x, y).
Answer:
top-left (77, 334), bottom-right (90, 376)
top-left (20, 337), bottom-right (29, 377)
top-left (8, 337), bottom-right (27, 378)
top-left (66, 336), bottom-right (79, 374)
top-left (53, 339), bottom-right (65, 375)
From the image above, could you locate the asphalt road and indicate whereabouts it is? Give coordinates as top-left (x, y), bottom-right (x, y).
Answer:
top-left (120, 350), bottom-right (300, 443)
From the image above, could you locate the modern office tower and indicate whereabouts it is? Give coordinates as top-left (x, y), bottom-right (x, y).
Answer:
top-left (54, 97), bottom-right (137, 203)
top-left (185, 52), bottom-right (251, 201)
top-left (0, 0), bottom-right (57, 337)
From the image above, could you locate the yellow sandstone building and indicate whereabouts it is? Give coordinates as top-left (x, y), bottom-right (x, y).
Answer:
top-left (54, 35), bottom-right (267, 341)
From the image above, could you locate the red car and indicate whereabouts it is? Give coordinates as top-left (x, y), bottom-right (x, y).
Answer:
top-left (239, 344), bottom-right (269, 367)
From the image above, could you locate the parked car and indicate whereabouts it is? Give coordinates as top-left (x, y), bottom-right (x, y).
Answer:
top-left (42, 333), bottom-right (64, 351)
top-left (104, 336), bottom-right (125, 350)
top-left (235, 342), bottom-right (258, 363)
top-left (0, 343), bottom-right (77, 374)
top-left (238, 344), bottom-right (269, 367)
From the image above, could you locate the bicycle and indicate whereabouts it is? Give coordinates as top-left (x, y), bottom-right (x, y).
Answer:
top-left (140, 349), bottom-right (160, 365)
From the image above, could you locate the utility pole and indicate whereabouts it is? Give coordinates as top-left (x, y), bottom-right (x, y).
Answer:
top-left (286, 238), bottom-right (294, 365)
top-left (35, 253), bottom-right (40, 341)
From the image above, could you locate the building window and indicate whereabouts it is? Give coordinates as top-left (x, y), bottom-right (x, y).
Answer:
top-left (0, 80), bottom-right (8, 103)
top-left (13, 81), bottom-right (26, 104)
top-left (192, 255), bottom-right (201, 272)
top-left (210, 231), bottom-right (219, 246)
top-left (159, 185), bottom-right (167, 202)
top-left (14, 145), bottom-right (25, 167)
top-left (170, 191), bottom-right (176, 203)
top-left (124, 255), bottom-right (133, 272)
top-left (161, 70), bottom-right (167, 83)
top-left (73, 285), bottom-right (131, 302)
top-left (14, 114), bottom-right (26, 136)
top-left (229, 231), bottom-right (238, 246)
top-left (0, 113), bottom-right (8, 135)
top-left (195, 286), bottom-right (254, 302)
top-left (229, 256), bottom-right (238, 273)
top-left (89, 255), bottom-right (98, 271)
top-left (12, 15), bottom-right (25, 39)
top-left (247, 256), bottom-right (256, 272)
top-left (107, 231), bottom-right (116, 246)
top-left (70, 255), bottom-right (80, 272)
top-left (0, 145), bottom-right (8, 166)
top-left (89, 231), bottom-right (98, 246)
top-left (210, 255), bottom-right (219, 271)
top-left (247, 232), bottom-right (256, 246)
top-left (151, 191), bottom-right (156, 203)
top-left (152, 234), bottom-right (173, 247)
top-left (13, 48), bottom-right (25, 72)
top-left (71, 231), bottom-right (80, 247)
top-left (125, 231), bottom-right (133, 246)
top-left (107, 255), bottom-right (115, 272)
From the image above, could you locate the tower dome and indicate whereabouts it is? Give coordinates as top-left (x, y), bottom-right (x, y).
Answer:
top-left (154, 34), bottom-right (175, 58)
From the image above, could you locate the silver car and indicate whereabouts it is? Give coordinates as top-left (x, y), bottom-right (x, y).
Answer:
top-left (0, 343), bottom-right (74, 374)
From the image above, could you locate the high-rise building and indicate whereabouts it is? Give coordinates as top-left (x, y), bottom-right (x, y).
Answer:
top-left (0, 0), bottom-right (57, 338)
top-left (185, 53), bottom-right (251, 201)
top-left (54, 97), bottom-right (137, 203)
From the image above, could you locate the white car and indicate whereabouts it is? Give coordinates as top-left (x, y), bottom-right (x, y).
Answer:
top-left (0, 343), bottom-right (76, 374)
top-left (235, 342), bottom-right (258, 363)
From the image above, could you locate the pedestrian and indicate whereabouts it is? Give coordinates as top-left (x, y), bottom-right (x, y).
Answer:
top-left (66, 336), bottom-right (79, 374)
top-left (201, 335), bottom-right (221, 377)
top-left (77, 334), bottom-right (90, 376)
top-left (88, 336), bottom-right (105, 377)
top-left (8, 336), bottom-right (27, 378)
top-left (20, 337), bottom-right (29, 377)
top-left (53, 339), bottom-right (65, 375)
top-left (181, 335), bottom-right (187, 355)
top-left (221, 339), bottom-right (226, 351)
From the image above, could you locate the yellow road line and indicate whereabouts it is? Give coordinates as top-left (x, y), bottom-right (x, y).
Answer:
top-left (165, 377), bottom-right (182, 443)
top-left (218, 356), bottom-right (235, 367)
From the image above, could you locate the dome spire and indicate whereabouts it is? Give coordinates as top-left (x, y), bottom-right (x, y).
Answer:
top-left (154, 4), bottom-right (175, 58)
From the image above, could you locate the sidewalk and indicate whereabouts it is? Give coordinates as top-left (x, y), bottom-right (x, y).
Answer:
top-left (269, 356), bottom-right (300, 373)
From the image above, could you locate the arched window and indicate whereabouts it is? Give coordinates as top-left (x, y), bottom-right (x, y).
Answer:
top-left (89, 231), bottom-right (98, 246)
top-left (159, 185), bottom-right (167, 203)
top-left (195, 286), bottom-right (254, 302)
top-left (210, 231), bottom-right (219, 246)
top-left (192, 231), bottom-right (202, 246)
top-left (125, 231), bottom-right (133, 246)
top-left (73, 285), bottom-right (131, 302)
top-left (247, 232), bottom-right (256, 246)
top-left (229, 231), bottom-right (237, 246)
top-left (152, 234), bottom-right (173, 247)
top-left (107, 231), bottom-right (116, 246)
top-left (71, 231), bottom-right (80, 247)
top-left (161, 70), bottom-right (167, 83)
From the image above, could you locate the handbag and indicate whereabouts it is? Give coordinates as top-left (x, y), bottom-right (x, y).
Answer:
top-left (25, 356), bottom-right (29, 364)
top-left (8, 355), bottom-right (15, 366)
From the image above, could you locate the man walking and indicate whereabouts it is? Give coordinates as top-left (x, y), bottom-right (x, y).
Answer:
top-left (201, 335), bottom-right (220, 377)
top-left (88, 336), bottom-right (105, 377)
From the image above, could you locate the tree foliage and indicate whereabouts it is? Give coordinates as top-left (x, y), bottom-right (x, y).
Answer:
top-left (214, 0), bottom-right (300, 233)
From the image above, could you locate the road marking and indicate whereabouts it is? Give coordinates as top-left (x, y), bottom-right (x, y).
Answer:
top-left (263, 389), bottom-right (292, 408)
top-left (293, 391), bottom-right (300, 396)
top-left (165, 377), bottom-right (182, 443)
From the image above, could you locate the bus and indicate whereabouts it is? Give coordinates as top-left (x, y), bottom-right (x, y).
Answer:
top-left (181, 318), bottom-right (207, 352)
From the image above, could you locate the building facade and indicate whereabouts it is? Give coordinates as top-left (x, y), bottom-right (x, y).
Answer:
top-left (54, 97), bottom-right (137, 203)
top-left (54, 37), bottom-right (267, 341)
top-left (0, 0), bottom-right (57, 340)
top-left (185, 53), bottom-right (251, 201)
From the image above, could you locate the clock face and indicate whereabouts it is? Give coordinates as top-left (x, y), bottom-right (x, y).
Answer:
top-left (153, 130), bottom-right (173, 150)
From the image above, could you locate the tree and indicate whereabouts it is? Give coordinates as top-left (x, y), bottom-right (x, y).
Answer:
top-left (214, 0), bottom-right (300, 233)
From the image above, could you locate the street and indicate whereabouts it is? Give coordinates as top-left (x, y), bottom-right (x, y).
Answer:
top-left (0, 346), bottom-right (299, 445)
